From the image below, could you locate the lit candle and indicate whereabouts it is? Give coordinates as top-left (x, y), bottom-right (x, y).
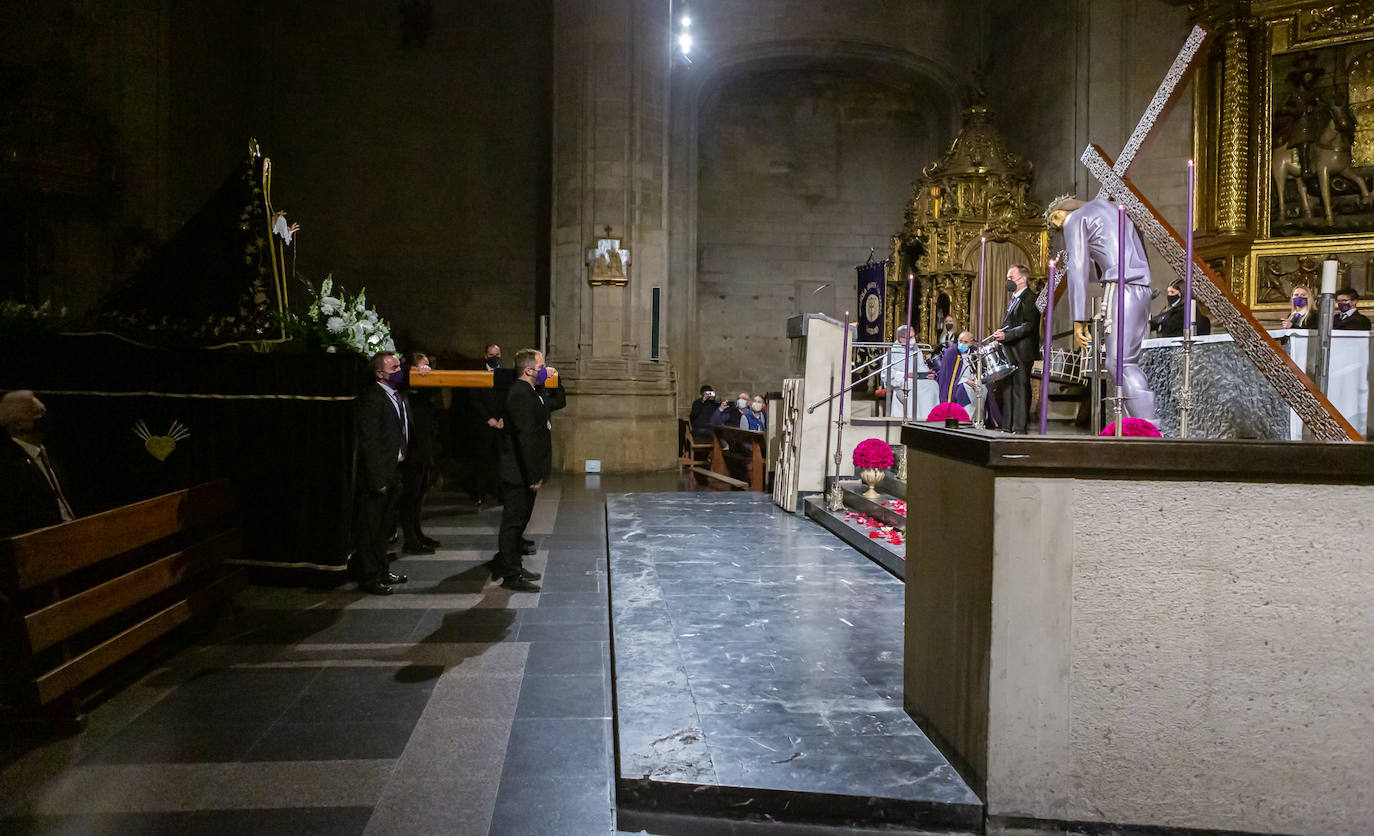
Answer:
top-left (838, 311), bottom-right (850, 416)
top-left (978, 237), bottom-right (986, 339)
top-left (1116, 205), bottom-right (1126, 387)
top-left (1321, 260), bottom-right (1338, 296)
top-left (1040, 259), bottom-right (1056, 435)
top-left (1185, 160), bottom-right (1195, 336)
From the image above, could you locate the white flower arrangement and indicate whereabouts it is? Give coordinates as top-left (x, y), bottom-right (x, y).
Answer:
top-left (297, 274), bottom-right (396, 357)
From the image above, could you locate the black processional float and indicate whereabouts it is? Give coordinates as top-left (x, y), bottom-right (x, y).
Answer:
top-left (1, 140), bottom-right (366, 575)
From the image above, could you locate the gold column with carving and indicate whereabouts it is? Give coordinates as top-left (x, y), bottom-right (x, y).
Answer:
top-left (1217, 20), bottom-right (1251, 234)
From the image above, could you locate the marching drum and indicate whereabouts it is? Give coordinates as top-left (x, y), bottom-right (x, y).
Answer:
top-left (977, 341), bottom-right (1018, 384)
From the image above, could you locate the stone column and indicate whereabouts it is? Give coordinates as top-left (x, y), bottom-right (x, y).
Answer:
top-left (549, 0), bottom-right (677, 472)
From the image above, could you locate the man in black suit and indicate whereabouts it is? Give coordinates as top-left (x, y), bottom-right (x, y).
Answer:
top-left (0, 390), bottom-right (76, 537)
top-left (399, 352), bottom-right (441, 555)
top-left (353, 352), bottom-right (411, 595)
top-left (491, 348), bottom-right (556, 592)
top-left (1334, 287), bottom-right (1373, 331)
top-left (1150, 279), bottom-right (1212, 338)
top-left (992, 264), bottom-right (1041, 434)
top-left (468, 343), bottom-right (508, 506)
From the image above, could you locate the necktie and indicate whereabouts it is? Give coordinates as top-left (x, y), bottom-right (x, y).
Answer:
top-left (37, 447), bottom-right (75, 521)
top-left (397, 394), bottom-right (409, 460)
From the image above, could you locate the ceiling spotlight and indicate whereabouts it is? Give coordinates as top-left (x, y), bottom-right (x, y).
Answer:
top-left (678, 32), bottom-right (692, 55)
top-left (681, 14), bottom-right (691, 27)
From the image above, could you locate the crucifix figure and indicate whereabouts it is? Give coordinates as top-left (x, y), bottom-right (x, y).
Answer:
top-left (1051, 24), bottom-right (1360, 442)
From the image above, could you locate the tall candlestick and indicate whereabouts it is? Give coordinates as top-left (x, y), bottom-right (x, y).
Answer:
top-left (904, 273), bottom-right (915, 415)
top-left (1321, 260), bottom-right (1338, 296)
top-left (978, 237), bottom-right (987, 339)
top-left (1115, 205), bottom-right (1126, 388)
top-left (838, 311), bottom-right (850, 416)
top-left (1185, 159), bottom-right (1195, 336)
top-left (1040, 259), bottom-right (1056, 435)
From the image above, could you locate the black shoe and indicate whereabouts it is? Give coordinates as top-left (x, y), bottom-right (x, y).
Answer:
top-left (501, 576), bottom-right (541, 592)
top-left (521, 537), bottom-right (535, 548)
top-left (419, 535), bottom-right (440, 548)
top-left (385, 571), bottom-right (408, 584)
top-left (359, 580), bottom-right (394, 596)
top-left (521, 544), bottom-right (537, 556)
top-left (403, 543), bottom-right (436, 555)
top-left (518, 568), bottom-right (542, 581)
top-left (484, 557), bottom-right (501, 579)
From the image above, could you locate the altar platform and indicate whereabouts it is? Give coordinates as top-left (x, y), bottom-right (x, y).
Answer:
top-left (607, 492), bottom-right (981, 832)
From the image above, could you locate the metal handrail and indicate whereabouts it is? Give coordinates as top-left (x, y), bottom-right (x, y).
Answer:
top-left (806, 346), bottom-right (932, 414)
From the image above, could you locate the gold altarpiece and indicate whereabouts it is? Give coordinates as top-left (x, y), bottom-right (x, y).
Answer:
top-left (886, 102), bottom-right (1048, 346)
top-left (1195, 0), bottom-right (1374, 317)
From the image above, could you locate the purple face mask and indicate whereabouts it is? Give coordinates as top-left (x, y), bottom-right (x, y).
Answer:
top-left (385, 368), bottom-right (406, 388)
top-left (1338, 300), bottom-right (1353, 313)
top-left (1292, 297), bottom-right (1308, 309)
top-left (534, 366), bottom-right (549, 386)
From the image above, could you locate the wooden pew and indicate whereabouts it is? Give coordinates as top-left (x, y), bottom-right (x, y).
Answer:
top-left (0, 480), bottom-right (246, 713)
top-left (692, 425), bottom-right (766, 491)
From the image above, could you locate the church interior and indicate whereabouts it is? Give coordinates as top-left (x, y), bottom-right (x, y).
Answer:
top-left (2, 1), bottom-right (1372, 834)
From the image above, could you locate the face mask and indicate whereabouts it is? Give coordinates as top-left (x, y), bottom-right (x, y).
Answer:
top-left (534, 366), bottom-right (549, 386)
top-left (736, 398), bottom-right (748, 409)
top-left (1168, 293), bottom-right (1180, 305)
top-left (1005, 279), bottom-right (1017, 294)
top-left (486, 355), bottom-right (500, 369)
top-left (957, 343), bottom-right (970, 354)
top-left (1338, 300), bottom-right (1353, 313)
top-left (750, 402), bottom-right (763, 412)
top-left (385, 368), bottom-right (405, 388)
top-left (30, 415), bottom-right (48, 435)
top-left (1293, 297), bottom-right (1308, 308)
top-left (944, 323), bottom-right (953, 331)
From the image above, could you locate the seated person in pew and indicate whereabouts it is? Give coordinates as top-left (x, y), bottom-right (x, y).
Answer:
top-left (690, 385), bottom-right (720, 442)
top-left (742, 394), bottom-right (766, 432)
top-left (0, 390), bottom-right (77, 537)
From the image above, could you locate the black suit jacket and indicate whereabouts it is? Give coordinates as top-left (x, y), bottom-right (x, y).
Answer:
top-left (1288, 310), bottom-right (1318, 329)
top-left (500, 380), bottom-right (553, 485)
top-left (1335, 310), bottom-right (1373, 331)
top-left (999, 290), bottom-right (1041, 364)
top-left (356, 383), bottom-right (407, 493)
top-left (1150, 302), bottom-right (1212, 338)
top-left (0, 437), bottom-right (67, 537)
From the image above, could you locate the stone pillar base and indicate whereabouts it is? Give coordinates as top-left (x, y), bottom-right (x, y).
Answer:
top-left (551, 363), bottom-right (678, 473)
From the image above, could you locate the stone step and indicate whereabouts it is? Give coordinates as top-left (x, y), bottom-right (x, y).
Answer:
top-left (804, 495), bottom-right (905, 580)
top-left (838, 482), bottom-right (906, 530)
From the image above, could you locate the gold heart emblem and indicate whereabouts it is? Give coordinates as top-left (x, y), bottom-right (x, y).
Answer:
top-left (145, 436), bottom-right (177, 461)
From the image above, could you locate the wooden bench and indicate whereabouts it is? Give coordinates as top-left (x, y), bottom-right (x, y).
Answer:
top-left (678, 418), bottom-right (712, 473)
top-left (691, 425), bottom-right (766, 491)
top-left (0, 480), bottom-right (247, 713)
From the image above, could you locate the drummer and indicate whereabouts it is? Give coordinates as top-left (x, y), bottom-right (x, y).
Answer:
top-left (931, 330), bottom-right (1002, 426)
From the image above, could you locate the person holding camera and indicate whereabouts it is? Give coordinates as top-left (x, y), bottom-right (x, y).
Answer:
top-left (689, 384), bottom-right (718, 442)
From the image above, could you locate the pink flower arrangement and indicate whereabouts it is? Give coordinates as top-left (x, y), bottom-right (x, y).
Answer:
top-left (1099, 417), bottom-right (1163, 438)
top-left (852, 438), bottom-right (895, 470)
top-left (926, 402), bottom-right (969, 423)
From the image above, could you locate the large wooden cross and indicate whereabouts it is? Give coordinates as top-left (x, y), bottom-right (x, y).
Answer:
top-left (1070, 25), bottom-right (1360, 441)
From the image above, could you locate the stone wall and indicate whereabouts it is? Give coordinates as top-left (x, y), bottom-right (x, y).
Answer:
top-left (694, 70), bottom-right (934, 397)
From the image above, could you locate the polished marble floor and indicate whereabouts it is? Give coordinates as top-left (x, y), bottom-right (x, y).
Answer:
top-left (608, 493), bottom-right (981, 831)
top-left (2, 474), bottom-right (976, 835)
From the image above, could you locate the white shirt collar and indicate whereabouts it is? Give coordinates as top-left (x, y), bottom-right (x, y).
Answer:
top-left (11, 436), bottom-right (41, 460)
